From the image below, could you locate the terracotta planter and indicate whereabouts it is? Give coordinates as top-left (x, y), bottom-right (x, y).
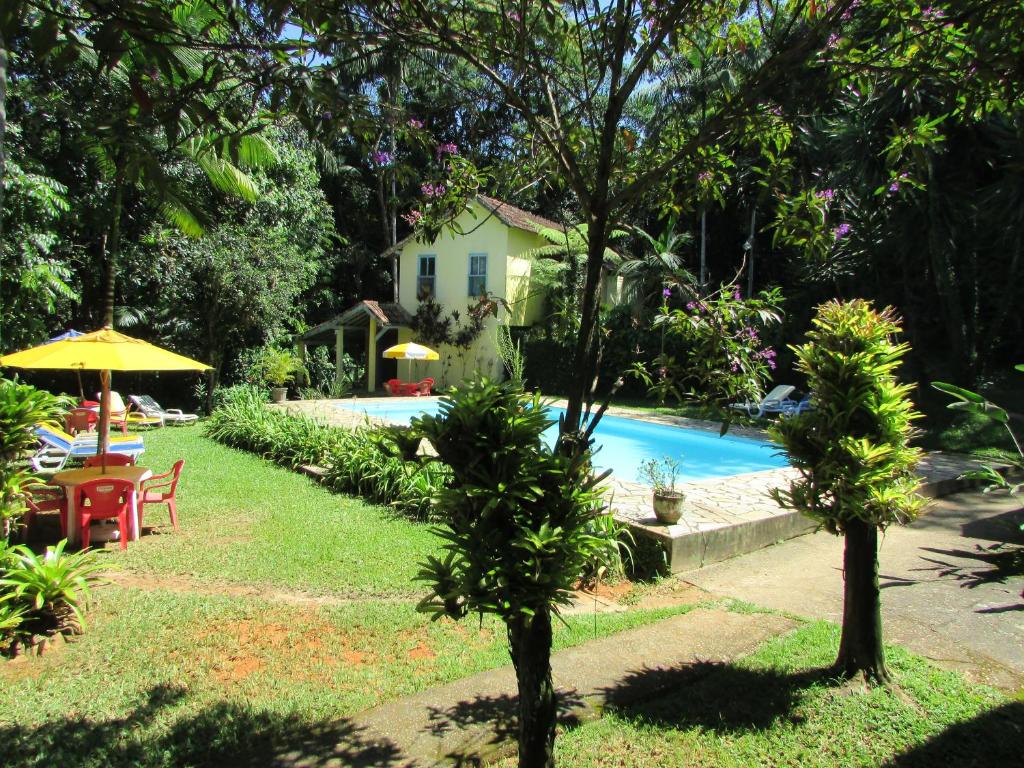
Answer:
top-left (271, 387), bottom-right (288, 403)
top-left (652, 491), bottom-right (684, 524)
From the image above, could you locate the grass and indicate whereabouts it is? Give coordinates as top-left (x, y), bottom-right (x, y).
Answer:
top-left (1, 423), bottom-right (696, 767)
top-left (507, 622), bottom-right (1022, 768)
top-left (108, 424), bottom-right (440, 596)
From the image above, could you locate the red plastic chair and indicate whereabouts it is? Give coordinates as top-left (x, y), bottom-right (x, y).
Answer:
top-left (23, 485), bottom-right (67, 542)
top-left (140, 459), bottom-right (184, 531)
top-left (385, 379), bottom-right (403, 396)
top-left (65, 408), bottom-right (98, 435)
top-left (417, 378), bottom-right (435, 396)
top-left (75, 478), bottom-right (133, 550)
top-left (83, 452), bottom-right (136, 468)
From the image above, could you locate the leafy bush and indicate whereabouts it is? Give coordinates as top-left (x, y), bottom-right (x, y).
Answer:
top-left (0, 378), bottom-right (68, 539)
top-left (0, 540), bottom-right (105, 655)
top-left (205, 395), bottom-right (447, 519)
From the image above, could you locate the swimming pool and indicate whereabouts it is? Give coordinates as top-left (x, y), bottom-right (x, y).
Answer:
top-left (336, 399), bottom-right (788, 483)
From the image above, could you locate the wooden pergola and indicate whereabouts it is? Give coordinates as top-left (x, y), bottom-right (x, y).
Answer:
top-left (295, 300), bottom-right (412, 392)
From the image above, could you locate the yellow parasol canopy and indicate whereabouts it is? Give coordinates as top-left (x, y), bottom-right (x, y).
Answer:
top-left (382, 342), bottom-right (440, 361)
top-left (0, 328), bottom-right (211, 371)
top-left (1, 328), bottom-right (210, 456)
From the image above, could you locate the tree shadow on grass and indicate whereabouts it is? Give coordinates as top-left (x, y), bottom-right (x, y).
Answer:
top-left (0, 683), bottom-right (404, 768)
top-left (422, 689), bottom-right (586, 767)
top-left (598, 661), bottom-right (828, 733)
top-left (881, 700), bottom-right (1024, 768)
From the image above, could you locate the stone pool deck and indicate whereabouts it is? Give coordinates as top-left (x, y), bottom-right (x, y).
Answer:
top-left (281, 397), bottom-right (992, 573)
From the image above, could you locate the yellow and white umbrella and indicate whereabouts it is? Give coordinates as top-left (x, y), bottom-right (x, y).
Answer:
top-left (382, 342), bottom-right (440, 382)
top-left (1, 327), bottom-right (211, 454)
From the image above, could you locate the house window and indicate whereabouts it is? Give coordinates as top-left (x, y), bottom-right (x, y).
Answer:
top-left (417, 254), bottom-right (436, 299)
top-left (468, 253), bottom-right (487, 296)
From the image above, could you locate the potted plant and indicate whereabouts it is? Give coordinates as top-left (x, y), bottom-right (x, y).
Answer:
top-left (259, 349), bottom-right (303, 403)
top-left (637, 456), bottom-right (684, 524)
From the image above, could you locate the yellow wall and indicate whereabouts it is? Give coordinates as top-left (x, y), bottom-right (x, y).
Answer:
top-left (396, 201), bottom-right (550, 387)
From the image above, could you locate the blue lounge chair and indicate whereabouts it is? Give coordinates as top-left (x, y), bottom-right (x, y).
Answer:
top-left (729, 385), bottom-right (796, 418)
top-left (32, 423), bottom-right (145, 472)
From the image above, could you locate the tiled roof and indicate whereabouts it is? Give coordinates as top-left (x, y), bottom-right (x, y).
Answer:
top-left (364, 300), bottom-right (412, 327)
top-left (476, 195), bottom-right (565, 234)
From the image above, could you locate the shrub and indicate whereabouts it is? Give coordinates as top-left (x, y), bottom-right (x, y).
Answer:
top-left (205, 395), bottom-right (447, 519)
top-left (0, 540), bottom-right (105, 656)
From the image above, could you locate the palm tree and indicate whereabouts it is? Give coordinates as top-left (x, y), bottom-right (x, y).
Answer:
top-left (617, 220), bottom-right (697, 313)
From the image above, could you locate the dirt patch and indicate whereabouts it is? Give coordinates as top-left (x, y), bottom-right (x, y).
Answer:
top-left (105, 569), bottom-right (410, 608)
top-left (408, 642), bottom-right (436, 661)
top-left (579, 579), bottom-right (635, 603)
top-left (630, 579), bottom-right (709, 610)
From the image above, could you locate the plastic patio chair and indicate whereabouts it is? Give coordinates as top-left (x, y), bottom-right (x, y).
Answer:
top-left (22, 485), bottom-right (67, 543)
top-left (75, 478), bottom-right (133, 550)
top-left (385, 379), bottom-right (404, 396)
top-left (140, 459), bottom-right (184, 531)
top-left (83, 452), bottom-right (136, 468)
top-left (65, 408), bottom-right (98, 435)
top-left (417, 378), bottom-right (435, 396)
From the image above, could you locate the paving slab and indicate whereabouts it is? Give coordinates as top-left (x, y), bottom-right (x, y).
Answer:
top-left (314, 607), bottom-right (797, 767)
top-left (685, 489), bottom-right (1024, 691)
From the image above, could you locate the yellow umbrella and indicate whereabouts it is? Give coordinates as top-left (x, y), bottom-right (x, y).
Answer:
top-left (1, 327), bottom-right (211, 455)
top-left (382, 342), bottom-right (440, 382)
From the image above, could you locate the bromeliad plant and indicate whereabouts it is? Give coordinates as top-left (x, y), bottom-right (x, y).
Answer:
top-left (770, 300), bottom-right (924, 684)
top-left (411, 377), bottom-right (616, 767)
top-left (0, 540), bottom-right (105, 655)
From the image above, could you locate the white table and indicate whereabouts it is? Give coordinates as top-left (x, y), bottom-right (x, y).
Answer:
top-left (50, 465), bottom-right (153, 545)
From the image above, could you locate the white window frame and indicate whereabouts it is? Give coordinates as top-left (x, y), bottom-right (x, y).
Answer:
top-left (417, 254), bottom-right (436, 300)
top-left (468, 252), bottom-right (487, 297)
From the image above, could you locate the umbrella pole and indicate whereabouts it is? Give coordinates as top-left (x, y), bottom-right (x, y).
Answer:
top-left (98, 369), bottom-right (111, 462)
top-left (76, 370), bottom-right (85, 401)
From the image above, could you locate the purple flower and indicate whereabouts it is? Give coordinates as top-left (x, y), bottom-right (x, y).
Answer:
top-left (421, 182), bottom-right (435, 197)
top-left (435, 142), bottom-right (458, 160)
top-left (697, 170), bottom-right (713, 183)
top-left (662, 287), bottom-right (672, 298)
top-left (833, 222), bottom-right (852, 240)
top-left (730, 361), bottom-right (740, 373)
top-left (815, 188), bottom-right (835, 201)
top-left (407, 118), bottom-right (424, 129)
top-left (733, 289), bottom-right (742, 301)
top-left (827, 32), bottom-right (842, 49)
top-left (402, 210), bottom-right (423, 226)
top-left (767, 359), bottom-right (777, 370)
top-left (686, 301), bottom-right (696, 311)
top-left (888, 181), bottom-right (901, 193)
top-left (921, 6), bottom-right (945, 21)
top-left (370, 151), bottom-right (393, 167)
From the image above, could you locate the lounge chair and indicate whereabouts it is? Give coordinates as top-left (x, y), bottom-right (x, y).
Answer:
top-left (32, 423), bottom-right (145, 472)
top-left (129, 395), bottom-right (199, 425)
top-left (779, 396), bottom-right (814, 417)
top-left (729, 385), bottom-right (796, 418)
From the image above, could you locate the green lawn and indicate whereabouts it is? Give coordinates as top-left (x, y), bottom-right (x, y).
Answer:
top-left (0, 423), bottom-right (693, 767)
top-left (505, 622), bottom-right (1022, 768)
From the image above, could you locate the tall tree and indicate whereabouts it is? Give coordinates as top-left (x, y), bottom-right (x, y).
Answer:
top-left (770, 300), bottom-right (924, 683)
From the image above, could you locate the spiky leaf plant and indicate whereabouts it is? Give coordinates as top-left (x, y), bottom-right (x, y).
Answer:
top-left (769, 300), bottom-right (924, 684)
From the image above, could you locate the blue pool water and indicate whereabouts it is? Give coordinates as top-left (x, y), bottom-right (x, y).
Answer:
top-left (336, 399), bottom-right (788, 483)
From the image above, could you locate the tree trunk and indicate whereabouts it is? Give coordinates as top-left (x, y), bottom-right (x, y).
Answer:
top-left (834, 517), bottom-right (889, 684)
top-left (508, 607), bottom-right (556, 768)
top-left (699, 209), bottom-right (707, 287)
top-left (746, 207), bottom-right (756, 297)
top-left (562, 209), bottom-right (608, 439)
top-left (102, 173), bottom-right (125, 328)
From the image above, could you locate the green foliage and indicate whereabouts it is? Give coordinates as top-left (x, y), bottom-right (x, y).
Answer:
top-left (0, 540), bottom-right (105, 654)
top-left (255, 348), bottom-right (304, 388)
top-left (205, 394), bottom-right (446, 520)
top-left (411, 377), bottom-right (615, 622)
top-left (933, 366), bottom-right (1024, 496)
top-left (770, 300), bottom-right (924, 533)
top-left (637, 457), bottom-right (681, 495)
top-left (495, 324), bottom-right (526, 386)
top-left (641, 284), bottom-right (783, 424)
top-left (0, 379), bottom-right (67, 536)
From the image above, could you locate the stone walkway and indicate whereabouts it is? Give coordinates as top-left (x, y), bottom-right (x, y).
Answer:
top-left (280, 397), bottom-right (990, 571)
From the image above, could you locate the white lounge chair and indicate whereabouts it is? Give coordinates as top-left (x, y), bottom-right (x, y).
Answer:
top-left (32, 423), bottom-right (145, 472)
top-left (129, 395), bottom-right (199, 425)
top-left (730, 385), bottom-right (796, 418)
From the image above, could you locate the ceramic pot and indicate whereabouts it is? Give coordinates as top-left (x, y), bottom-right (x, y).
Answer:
top-left (652, 491), bottom-right (684, 524)
top-left (271, 387), bottom-right (288, 403)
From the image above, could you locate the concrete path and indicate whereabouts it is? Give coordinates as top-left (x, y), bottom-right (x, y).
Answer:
top-left (294, 608), bottom-right (795, 767)
top-left (685, 489), bottom-right (1024, 691)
